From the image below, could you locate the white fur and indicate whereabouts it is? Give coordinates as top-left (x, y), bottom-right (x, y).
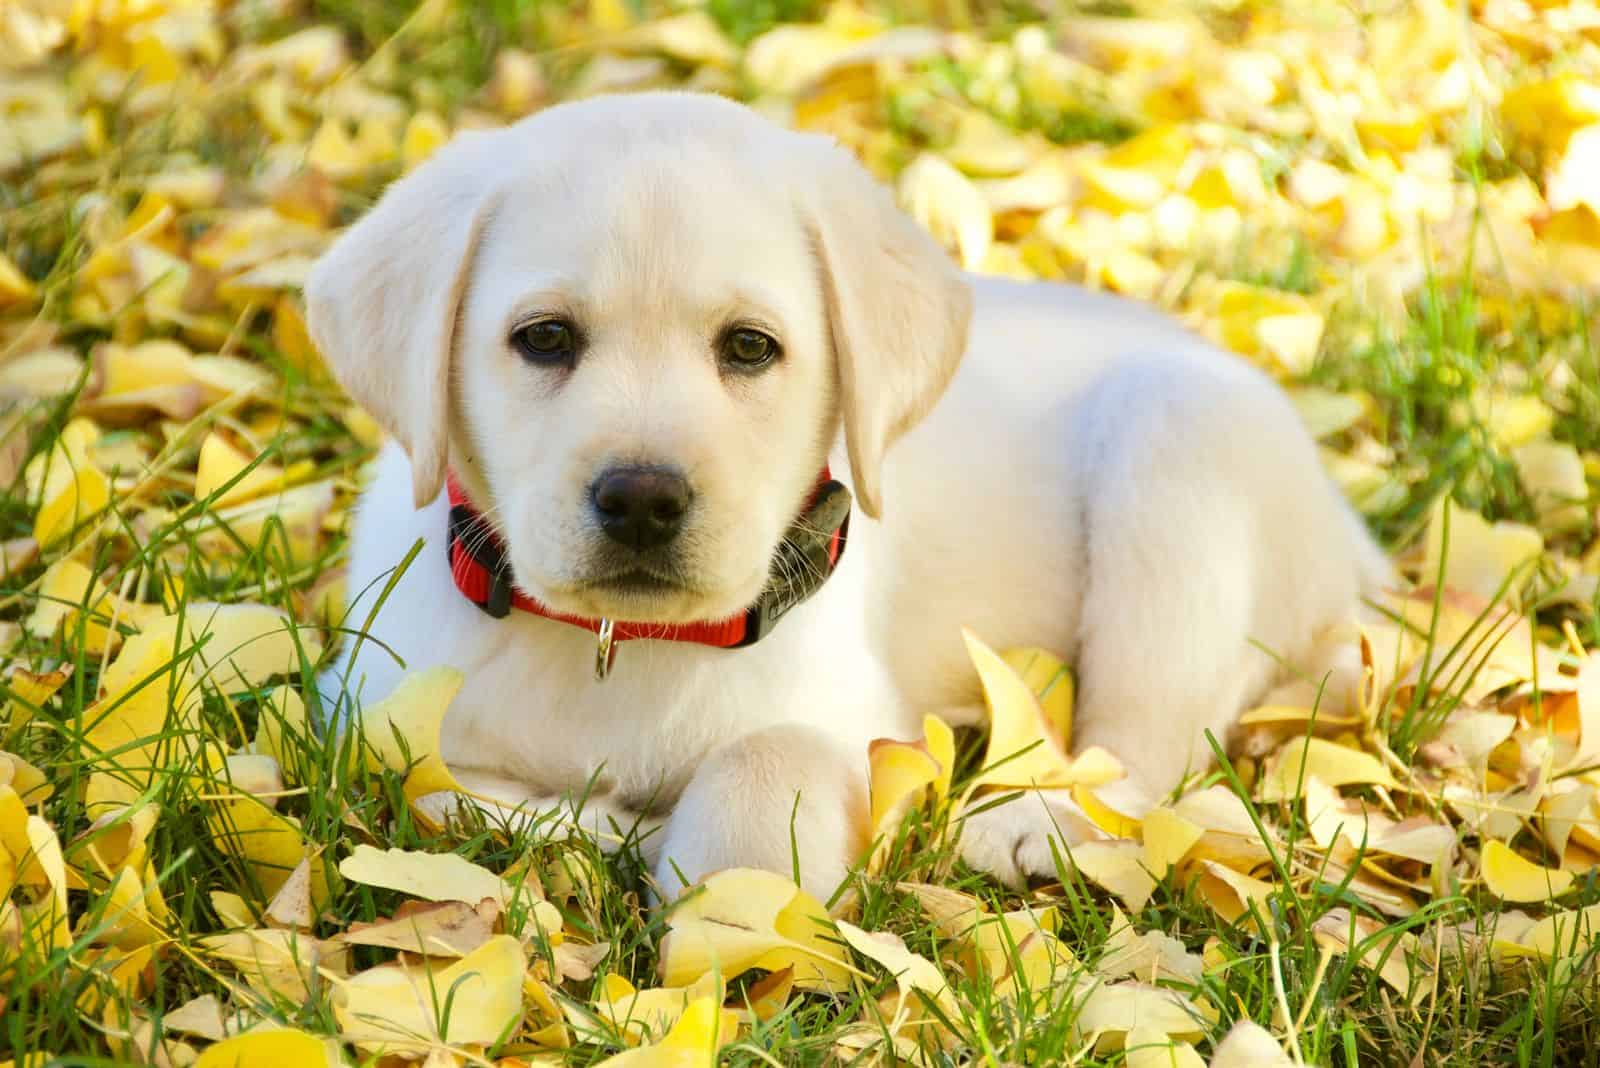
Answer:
top-left (307, 92), bottom-right (1389, 899)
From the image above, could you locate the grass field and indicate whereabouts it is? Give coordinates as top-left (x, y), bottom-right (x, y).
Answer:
top-left (3, 0), bottom-right (1600, 1064)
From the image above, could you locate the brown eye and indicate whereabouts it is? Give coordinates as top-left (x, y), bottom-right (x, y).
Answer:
top-left (722, 328), bottom-right (779, 370)
top-left (513, 319), bottom-right (578, 364)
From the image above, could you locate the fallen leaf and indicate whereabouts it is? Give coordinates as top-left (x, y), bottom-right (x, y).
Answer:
top-left (338, 843), bottom-right (515, 908)
top-left (335, 933), bottom-right (526, 1052)
top-left (1480, 839), bottom-right (1573, 901)
top-left (358, 666), bottom-right (467, 800)
top-left (658, 868), bottom-right (852, 992)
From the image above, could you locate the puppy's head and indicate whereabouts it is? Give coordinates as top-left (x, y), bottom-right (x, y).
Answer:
top-left (307, 92), bottom-right (971, 625)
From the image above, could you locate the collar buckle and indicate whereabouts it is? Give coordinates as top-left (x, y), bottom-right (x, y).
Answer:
top-left (594, 618), bottom-right (617, 681)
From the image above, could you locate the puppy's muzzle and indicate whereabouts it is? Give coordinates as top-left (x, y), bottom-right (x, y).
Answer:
top-left (590, 464), bottom-right (692, 551)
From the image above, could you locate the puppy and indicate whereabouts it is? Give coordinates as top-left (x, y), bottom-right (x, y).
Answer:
top-left (306, 91), bottom-right (1389, 898)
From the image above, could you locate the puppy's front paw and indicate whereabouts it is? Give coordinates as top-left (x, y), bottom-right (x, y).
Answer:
top-left (957, 789), bottom-right (1104, 888)
top-left (653, 724), bottom-right (867, 902)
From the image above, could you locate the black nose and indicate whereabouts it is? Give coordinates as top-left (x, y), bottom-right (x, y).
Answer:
top-left (590, 465), bottom-right (692, 551)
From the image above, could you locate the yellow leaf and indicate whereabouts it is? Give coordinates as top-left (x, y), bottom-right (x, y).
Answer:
top-left (193, 1028), bottom-right (340, 1068)
top-left (836, 919), bottom-right (959, 1021)
top-left (0, 347), bottom-right (82, 398)
top-left (925, 714), bottom-right (955, 800)
top-left (335, 934), bottom-right (526, 1052)
top-left (1074, 981), bottom-right (1208, 1051)
top-left (0, 752), bottom-right (50, 805)
top-left (1422, 497), bottom-right (1543, 605)
top-left (867, 737), bottom-right (940, 834)
top-left (593, 995), bottom-right (731, 1068)
top-left (1124, 1026), bottom-right (1206, 1068)
top-left (1072, 783), bottom-right (1141, 839)
top-left (24, 417), bottom-right (110, 547)
top-left (82, 631), bottom-right (199, 781)
top-left (1480, 839), bottom-right (1573, 902)
top-left (583, 972), bottom-right (724, 1046)
top-left (23, 558), bottom-right (117, 653)
top-left (337, 900), bottom-right (494, 958)
top-left (359, 666), bottom-right (466, 800)
top-left (1209, 1020), bottom-right (1294, 1068)
top-left (1311, 908), bottom-right (1418, 994)
top-left (897, 154), bottom-right (993, 270)
top-left (0, 251), bottom-right (37, 305)
top-left (402, 111), bottom-right (451, 171)
top-left (1516, 903), bottom-right (1600, 959)
top-left (206, 791), bottom-right (328, 906)
top-left (338, 843), bottom-right (515, 908)
top-left (1000, 646), bottom-right (1074, 743)
top-left (658, 868), bottom-right (852, 992)
top-left (1513, 440), bottom-right (1588, 530)
top-left (1201, 282), bottom-right (1324, 377)
top-left (1195, 862), bottom-right (1274, 927)
top-left (201, 926), bottom-right (350, 1003)
top-left (1258, 737), bottom-right (1396, 802)
top-left (1071, 840), bottom-right (1157, 911)
top-left (965, 628), bottom-right (1120, 791)
top-left (1140, 806), bottom-right (1203, 878)
top-left (195, 431), bottom-right (287, 508)
top-left (142, 602), bottom-right (322, 692)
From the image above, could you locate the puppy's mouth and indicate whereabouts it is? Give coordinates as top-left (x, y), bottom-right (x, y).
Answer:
top-left (583, 568), bottom-right (685, 596)
top-left (534, 555), bottom-right (723, 622)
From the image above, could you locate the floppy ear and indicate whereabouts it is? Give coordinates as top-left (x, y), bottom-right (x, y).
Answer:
top-left (805, 142), bottom-right (973, 519)
top-left (304, 132), bottom-right (500, 508)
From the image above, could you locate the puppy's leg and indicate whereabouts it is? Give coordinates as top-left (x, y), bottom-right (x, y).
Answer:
top-left (961, 360), bottom-right (1368, 883)
top-left (653, 724), bottom-right (867, 902)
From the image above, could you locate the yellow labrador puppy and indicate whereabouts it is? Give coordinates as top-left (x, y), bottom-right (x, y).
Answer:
top-left (307, 91), bottom-right (1388, 897)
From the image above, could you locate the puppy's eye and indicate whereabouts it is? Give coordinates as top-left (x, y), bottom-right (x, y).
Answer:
top-left (721, 328), bottom-right (780, 370)
top-left (512, 319), bottom-right (578, 364)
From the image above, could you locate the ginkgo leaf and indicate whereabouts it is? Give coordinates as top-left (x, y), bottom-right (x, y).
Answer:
top-left (965, 628), bottom-right (1122, 791)
top-left (1071, 840), bottom-right (1157, 911)
top-left (24, 416), bottom-right (110, 546)
top-left (206, 791), bottom-right (329, 906)
top-left (1001, 646), bottom-right (1074, 742)
top-left (898, 154), bottom-right (993, 270)
top-left (1141, 806), bottom-right (1204, 878)
top-left (1312, 909), bottom-right (1419, 995)
top-left (1209, 1020), bottom-right (1295, 1068)
top-left (142, 602), bottom-right (322, 691)
top-left (1074, 981), bottom-right (1210, 1051)
top-left (1480, 839), bottom-right (1574, 901)
top-left (1194, 862), bottom-right (1275, 927)
top-left (1421, 498), bottom-right (1543, 606)
top-left (837, 919), bottom-right (959, 1022)
top-left (1258, 737), bottom-right (1396, 801)
top-left (658, 868), bottom-right (853, 991)
top-left (195, 431), bottom-right (287, 508)
top-left (335, 933), bottom-right (526, 1051)
top-left (1514, 903), bottom-right (1600, 960)
top-left (338, 844), bottom-right (515, 908)
top-left (867, 737), bottom-right (940, 833)
top-left (1124, 1026), bottom-right (1206, 1068)
top-left (337, 899), bottom-right (495, 958)
top-left (357, 666), bottom-right (466, 799)
top-left (576, 972), bottom-right (721, 1045)
top-left (593, 994), bottom-right (732, 1068)
top-left (193, 1029), bottom-right (341, 1068)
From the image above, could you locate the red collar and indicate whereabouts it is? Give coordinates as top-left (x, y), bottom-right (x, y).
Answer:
top-left (445, 469), bottom-right (850, 677)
